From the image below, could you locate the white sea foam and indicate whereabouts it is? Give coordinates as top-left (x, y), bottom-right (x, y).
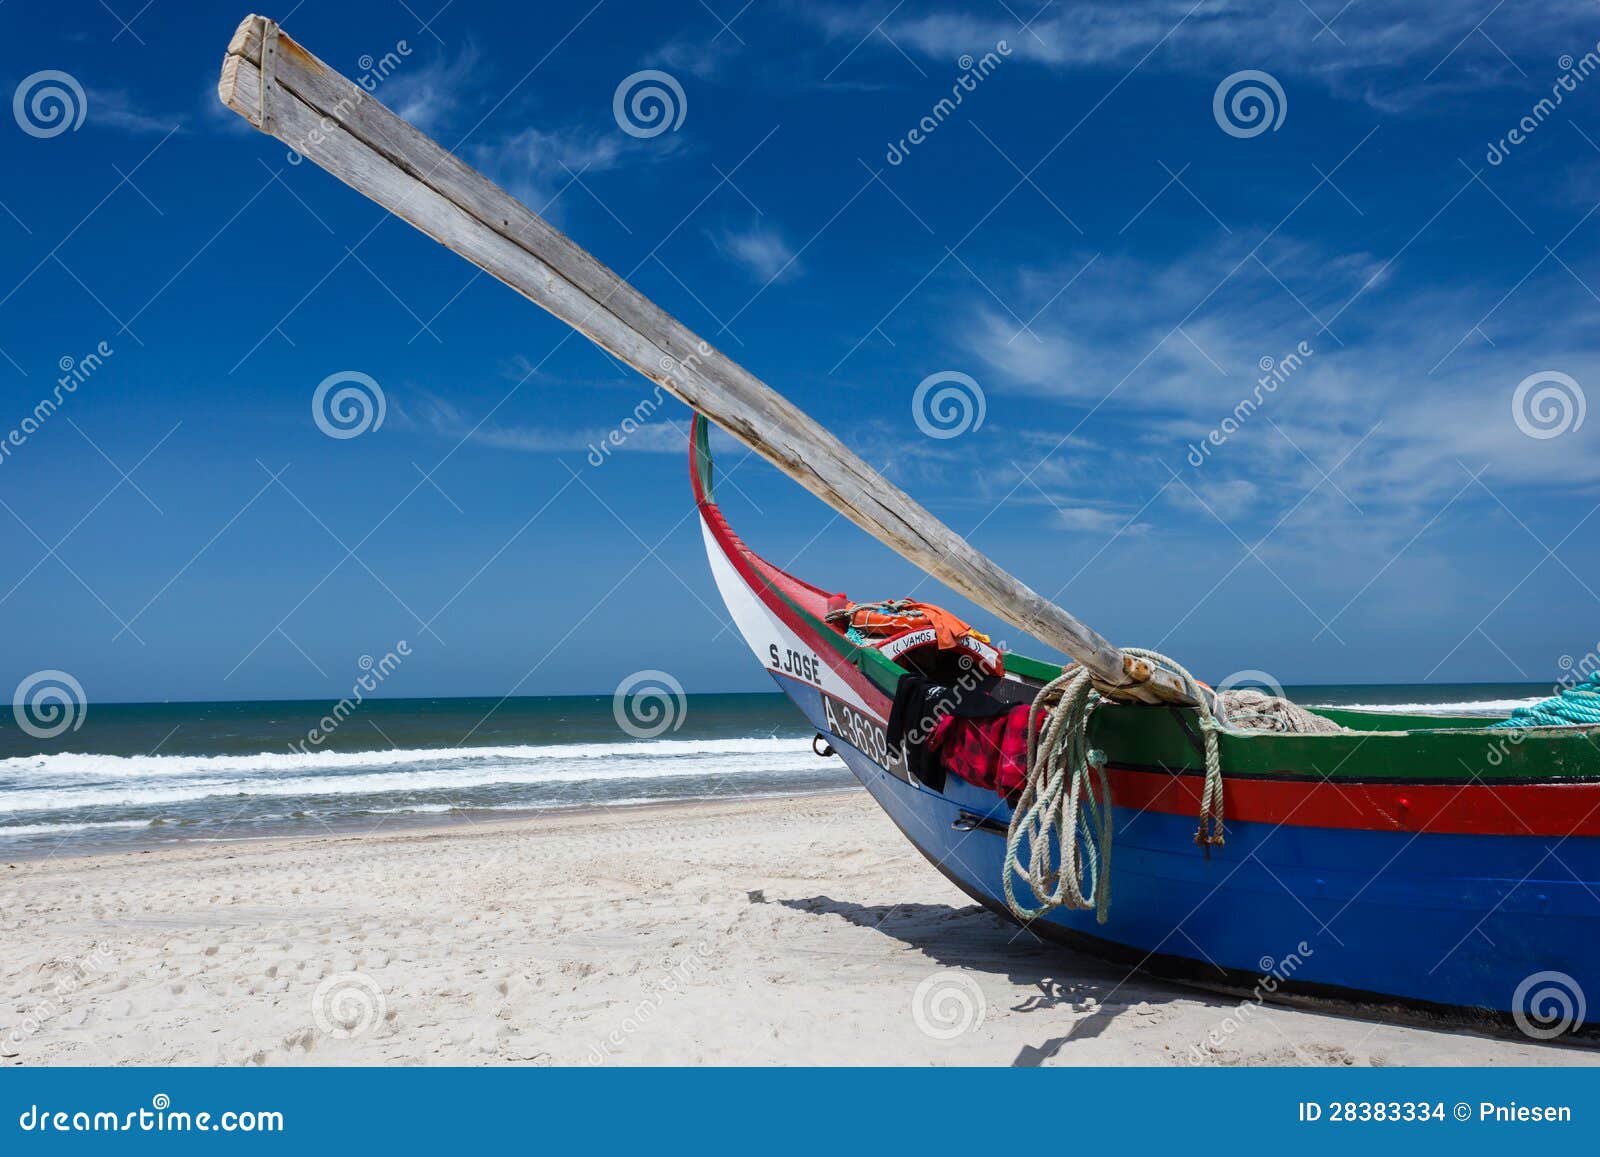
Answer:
top-left (0, 737), bottom-right (803, 780)
top-left (361, 785), bottom-right (860, 818)
top-left (1313, 698), bottom-right (1540, 715)
top-left (0, 818), bottom-right (155, 838)
top-left (0, 737), bottom-right (830, 816)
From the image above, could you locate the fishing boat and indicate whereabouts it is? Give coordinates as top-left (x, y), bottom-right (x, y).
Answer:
top-left (217, 15), bottom-right (1599, 1032)
top-left (691, 413), bottom-right (1600, 1029)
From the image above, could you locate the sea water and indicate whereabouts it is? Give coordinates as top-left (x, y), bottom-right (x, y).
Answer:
top-left (0, 685), bottom-right (1545, 854)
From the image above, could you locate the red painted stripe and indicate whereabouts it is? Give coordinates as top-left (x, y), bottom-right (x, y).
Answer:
top-left (1108, 766), bottom-right (1600, 838)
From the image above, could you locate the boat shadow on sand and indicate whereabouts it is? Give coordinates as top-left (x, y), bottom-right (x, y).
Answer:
top-left (776, 893), bottom-right (1219, 1066)
top-left (774, 894), bottom-right (1596, 1066)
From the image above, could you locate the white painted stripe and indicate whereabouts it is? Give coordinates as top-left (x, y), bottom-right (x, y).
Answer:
top-left (700, 515), bottom-right (875, 716)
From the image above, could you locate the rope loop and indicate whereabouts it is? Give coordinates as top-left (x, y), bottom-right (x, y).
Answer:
top-left (1003, 649), bottom-right (1277, 925)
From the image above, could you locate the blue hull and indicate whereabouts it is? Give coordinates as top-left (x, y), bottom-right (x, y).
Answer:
top-left (779, 675), bottom-right (1600, 1024)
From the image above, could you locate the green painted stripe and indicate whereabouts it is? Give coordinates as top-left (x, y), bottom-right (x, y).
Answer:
top-left (1090, 703), bottom-right (1600, 782)
top-left (1313, 707), bottom-right (1500, 732)
top-left (997, 652), bottom-right (1063, 682)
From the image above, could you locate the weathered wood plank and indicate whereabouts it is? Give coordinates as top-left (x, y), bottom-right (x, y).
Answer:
top-left (216, 14), bottom-right (1191, 705)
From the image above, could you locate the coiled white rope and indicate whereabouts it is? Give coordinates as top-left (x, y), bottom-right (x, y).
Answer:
top-left (1002, 649), bottom-right (1340, 925)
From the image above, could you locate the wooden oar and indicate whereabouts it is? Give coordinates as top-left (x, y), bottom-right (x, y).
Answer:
top-left (216, 14), bottom-right (1193, 706)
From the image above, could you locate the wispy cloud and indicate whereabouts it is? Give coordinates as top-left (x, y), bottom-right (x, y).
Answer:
top-left (944, 233), bottom-right (1600, 557)
top-left (472, 128), bottom-right (631, 212)
top-left (799, 1), bottom-right (1599, 110)
top-left (378, 45), bottom-right (483, 134)
top-left (1053, 504), bottom-right (1152, 536)
top-left (654, 34), bottom-right (745, 81)
top-left (403, 392), bottom-right (686, 455)
top-left (713, 222), bottom-right (800, 282)
top-left (90, 88), bottom-right (178, 133)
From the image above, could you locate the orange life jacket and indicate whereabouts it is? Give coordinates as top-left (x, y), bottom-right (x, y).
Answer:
top-left (826, 599), bottom-right (1005, 676)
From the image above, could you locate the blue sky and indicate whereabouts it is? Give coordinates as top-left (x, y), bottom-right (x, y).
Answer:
top-left (2, 0), bottom-right (1599, 703)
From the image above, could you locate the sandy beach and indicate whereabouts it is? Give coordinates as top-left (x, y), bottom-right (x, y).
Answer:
top-left (1, 791), bottom-right (1592, 1067)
